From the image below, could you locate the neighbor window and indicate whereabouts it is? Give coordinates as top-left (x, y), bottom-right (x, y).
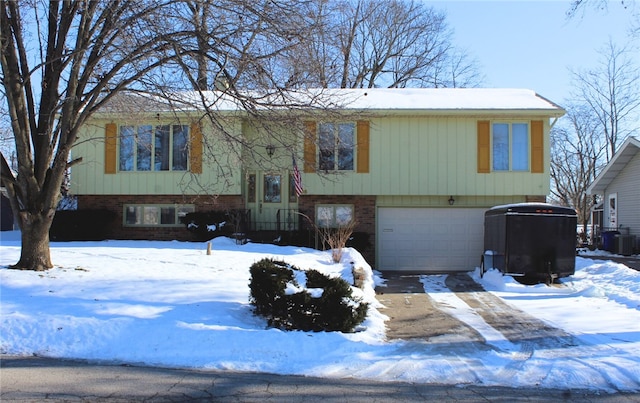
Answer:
top-left (316, 205), bottom-right (354, 228)
top-left (492, 122), bottom-right (529, 171)
top-left (119, 125), bottom-right (189, 172)
top-left (318, 123), bottom-right (355, 171)
top-left (124, 204), bottom-right (194, 227)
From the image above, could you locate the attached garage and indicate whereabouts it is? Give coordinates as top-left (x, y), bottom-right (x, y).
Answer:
top-left (377, 207), bottom-right (485, 272)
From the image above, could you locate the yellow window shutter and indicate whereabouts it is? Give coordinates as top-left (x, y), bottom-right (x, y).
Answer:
top-left (356, 120), bottom-right (370, 173)
top-left (477, 120), bottom-right (490, 173)
top-left (104, 123), bottom-right (117, 174)
top-left (303, 121), bottom-right (317, 173)
top-left (190, 122), bottom-right (203, 174)
top-left (531, 120), bottom-right (544, 173)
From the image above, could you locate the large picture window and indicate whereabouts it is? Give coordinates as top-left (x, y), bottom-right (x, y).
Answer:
top-left (124, 204), bottom-right (194, 227)
top-left (492, 122), bottom-right (529, 171)
top-left (119, 125), bottom-right (189, 172)
top-left (318, 123), bottom-right (355, 171)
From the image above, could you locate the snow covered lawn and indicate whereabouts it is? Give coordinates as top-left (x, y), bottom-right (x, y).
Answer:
top-left (1, 232), bottom-right (639, 392)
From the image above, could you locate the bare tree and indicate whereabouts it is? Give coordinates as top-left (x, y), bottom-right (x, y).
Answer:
top-left (550, 104), bottom-right (606, 237)
top-left (281, 0), bottom-right (481, 89)
top-left (0, 0), bottom-right (323, 271)
top-left (570, 40), bottom-right (640, 161)
top-left (568, 0), bottom-right (639, 34)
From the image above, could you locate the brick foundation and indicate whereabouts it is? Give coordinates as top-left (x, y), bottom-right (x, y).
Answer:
top-left (298, 195), bottom-right (376, 265)
top-left (77, 194), bottom-right (244, 241)
top-left (525, 195), bottom-right (547, 203)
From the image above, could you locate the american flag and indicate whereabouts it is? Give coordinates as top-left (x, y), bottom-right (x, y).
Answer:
top-left (292, 154), bottom-right (304, 198)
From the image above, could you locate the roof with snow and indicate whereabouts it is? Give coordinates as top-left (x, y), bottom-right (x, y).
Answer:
top-left (100, 88), bottom-right (565, 116)
top-left (319, 88), bottom-right (564, 113)
top-left (588, 136), bottom-right (640, 194)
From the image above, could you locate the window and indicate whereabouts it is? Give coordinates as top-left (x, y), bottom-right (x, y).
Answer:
top-left (316, 205), bottom-right (354, 228)
top-left (263, 174), bottom-right (281, 203)
top-left (119, 125), bottom-right (189, 172)
top-left (124, 204), bottom-right (194, 227)
top-left (492, 122), bottom-right (529, 171)
top-left (247, 174), bottom-right (256, 203)
top-left (318, 123), bottom-right (355, 171)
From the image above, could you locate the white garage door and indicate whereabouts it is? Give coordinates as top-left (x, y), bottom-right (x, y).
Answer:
top-left (377, 207), bottom-right (485, 272)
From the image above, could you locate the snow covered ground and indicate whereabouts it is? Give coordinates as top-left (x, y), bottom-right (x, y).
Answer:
top-left (1, 231), bottom-right (639, 392)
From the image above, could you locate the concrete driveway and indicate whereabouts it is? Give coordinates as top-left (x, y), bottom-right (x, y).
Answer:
top-left (376, 272), bottom-right (577, 349)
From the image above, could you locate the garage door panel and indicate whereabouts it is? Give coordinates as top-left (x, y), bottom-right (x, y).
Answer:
top-left (378, 207), bottom-right (484, 272)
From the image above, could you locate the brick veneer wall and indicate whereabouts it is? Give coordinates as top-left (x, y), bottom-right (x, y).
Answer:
top-left (525, 195), bottom-right (547, 203)
top-left (77, 194), bottom-right (244, 241)
top-left (297, 195), bottom-right (376, 265)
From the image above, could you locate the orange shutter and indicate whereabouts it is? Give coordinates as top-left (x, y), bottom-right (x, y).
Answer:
top-left (356, 120), bottom-right (370, 173)
top-left (303, 121), bottom-right (317, 173)
top-left (104, 123), bottom-right (117, 174)
top-left (477, 120), bottom-right (490, 173)
top-left (531, 120), bottom-right (544, 173)
top-left (190, 122), bottom-right (203, 174)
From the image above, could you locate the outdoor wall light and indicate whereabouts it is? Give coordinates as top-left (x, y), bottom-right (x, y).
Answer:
top-left (448, 196), bottom-right (455, 206)
top-left (266, 144), bottom-right (276, 158)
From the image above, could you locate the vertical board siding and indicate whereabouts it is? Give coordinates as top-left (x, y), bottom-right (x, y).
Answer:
top-left (72, 119), bottom-right (241, 195)
top-left (301, 115), bottom-right (550, 196)
top-left (74, 115), bottom-right (552, 199)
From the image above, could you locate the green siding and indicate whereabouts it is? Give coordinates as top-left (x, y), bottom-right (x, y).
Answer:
top-left (71, 119), bottom-right (242, 195)
top-left (301, 116), bottom-right (551, 196)
top-left (72, 114), bottom-right (552, 198)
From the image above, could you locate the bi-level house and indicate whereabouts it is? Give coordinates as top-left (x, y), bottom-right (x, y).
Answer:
top-left (71, 88), bottom-right (565, 272)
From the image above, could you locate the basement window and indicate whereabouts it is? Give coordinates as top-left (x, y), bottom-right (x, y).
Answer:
top-left (316, 205), bottom-right (354, 228)
top-left (124, 204), bottom-right (194, 227)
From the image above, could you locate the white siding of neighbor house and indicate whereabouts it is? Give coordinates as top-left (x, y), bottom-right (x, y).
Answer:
top-left (604, 150), bottom-right (640, 238)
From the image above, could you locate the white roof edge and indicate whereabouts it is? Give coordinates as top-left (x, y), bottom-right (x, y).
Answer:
top-left (587, 136), bottom-right (640, 194)
top-left (96, 88), bottom-right (565, 114)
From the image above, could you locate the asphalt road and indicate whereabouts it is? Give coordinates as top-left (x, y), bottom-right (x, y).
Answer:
top-left (3, 355), bottom-right (640, 402)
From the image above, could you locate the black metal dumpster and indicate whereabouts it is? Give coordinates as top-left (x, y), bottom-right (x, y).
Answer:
top-left (481, 203), bottom-right (577, 283)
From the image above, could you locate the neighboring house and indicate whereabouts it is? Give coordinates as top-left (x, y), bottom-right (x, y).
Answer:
top-left (587, 136), bottom-right (640, 254)
top-left (71, 88), bottom-right (564, 272)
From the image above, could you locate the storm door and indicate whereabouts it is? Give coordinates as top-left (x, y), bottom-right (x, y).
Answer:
top-left (246, 171), bottom-right (291, 231)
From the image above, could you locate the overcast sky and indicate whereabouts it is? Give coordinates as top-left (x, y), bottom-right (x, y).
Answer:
top-left (432, 0), bottom-right (639, 107)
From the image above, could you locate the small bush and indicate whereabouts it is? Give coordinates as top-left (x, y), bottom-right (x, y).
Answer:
top-left (181, 211), bottom-right (233, 241)
top-left (249, 258), bottom-right (368, 332)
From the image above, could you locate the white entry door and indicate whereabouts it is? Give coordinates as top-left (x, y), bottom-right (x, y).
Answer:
top-left (377, 207), bottom-right (485, 272)
top-left (246, 171), bottom-right (298, 231)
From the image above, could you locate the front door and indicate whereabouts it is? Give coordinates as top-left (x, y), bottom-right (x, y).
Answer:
top-left (246, 171), bottom-right (298, 231)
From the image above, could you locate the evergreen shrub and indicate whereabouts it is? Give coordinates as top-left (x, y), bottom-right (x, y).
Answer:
top-left (181, 211), bottom-right (235, 241)
top-left (249, 258), bottom-right (368, 332)
top-left (50, 209), bottom-right (115, 241)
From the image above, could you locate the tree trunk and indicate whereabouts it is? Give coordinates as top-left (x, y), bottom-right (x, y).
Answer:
top-left (11, 211), bottom-right (55, 271)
